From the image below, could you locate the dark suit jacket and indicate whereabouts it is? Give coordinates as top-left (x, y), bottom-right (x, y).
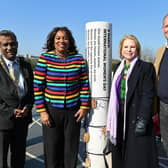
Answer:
top-left (0, 56), bottom-right (34, 130)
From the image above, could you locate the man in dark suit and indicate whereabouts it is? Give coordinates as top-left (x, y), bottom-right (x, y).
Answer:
top-left (154, 14), bottom-right (168, 157)
top-left (0, 30), bottom-right (34, 168)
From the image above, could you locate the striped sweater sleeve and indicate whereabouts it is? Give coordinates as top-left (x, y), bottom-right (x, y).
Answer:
top-left (79, 57), bottom-right (91, 109)
top-left (33, 54), bottom-right (47, 112)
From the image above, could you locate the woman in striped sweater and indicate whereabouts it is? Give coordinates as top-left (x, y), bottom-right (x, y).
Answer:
top-left (34, 27), bottom-right (91, 168)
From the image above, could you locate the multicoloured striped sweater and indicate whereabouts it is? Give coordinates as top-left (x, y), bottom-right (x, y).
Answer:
top-left (34, 52), bottom-right (91, 112)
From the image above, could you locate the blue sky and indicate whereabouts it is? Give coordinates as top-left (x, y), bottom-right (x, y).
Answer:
top-left (0, 0), bottom-right (167, 59)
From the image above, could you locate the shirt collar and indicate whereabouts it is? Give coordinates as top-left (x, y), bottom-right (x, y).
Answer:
top-left (166, 40), bottom-right (168, 48)
top-left (2, 56), bottom-right (18, 67)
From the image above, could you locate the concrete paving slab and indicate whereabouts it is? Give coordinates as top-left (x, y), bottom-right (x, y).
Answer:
top-left (24, 108), bottom-right (168, 168)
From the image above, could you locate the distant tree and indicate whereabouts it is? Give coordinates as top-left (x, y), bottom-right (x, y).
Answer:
top-left (112, 59), bottom-right (120, 71)
top-left (141, 48), bottom-right (155, 63)
top-left (25, 57), bottom-right (38, 70)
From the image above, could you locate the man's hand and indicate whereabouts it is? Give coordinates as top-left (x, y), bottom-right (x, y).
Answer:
top-left (14, 106), bottom-right (29, 118)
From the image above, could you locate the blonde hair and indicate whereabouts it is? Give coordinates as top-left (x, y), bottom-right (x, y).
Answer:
top-left (119, 34), bottom-right (141, 58)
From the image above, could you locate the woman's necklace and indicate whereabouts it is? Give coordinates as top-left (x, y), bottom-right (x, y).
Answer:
top-left (55, 52), bottom-right (67, 60)
top-left (123, 63), bottom-right (130, 79)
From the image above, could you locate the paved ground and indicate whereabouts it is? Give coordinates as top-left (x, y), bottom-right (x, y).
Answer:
top-left (24, 108), bottom-right (168, 168)
top-left (25, 109), bottom-right (85, 168)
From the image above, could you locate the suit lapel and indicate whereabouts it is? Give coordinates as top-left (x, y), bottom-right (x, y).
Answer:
top-left (0, 56), bottom-right (20, 99)
top-left (154, 46), bottom-right (165, 78)
top-left (0, 56), bottom-right (11, 78)
top-left (126, 60), bottom-right (141, 105)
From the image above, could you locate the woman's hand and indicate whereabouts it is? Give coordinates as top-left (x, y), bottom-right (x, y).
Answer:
top-left (40, 112), bottom-right (51, 127)
top-left (74, 109), bottom-right (88, 122)
top-left (135, 119), bottom-right (147, 136)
